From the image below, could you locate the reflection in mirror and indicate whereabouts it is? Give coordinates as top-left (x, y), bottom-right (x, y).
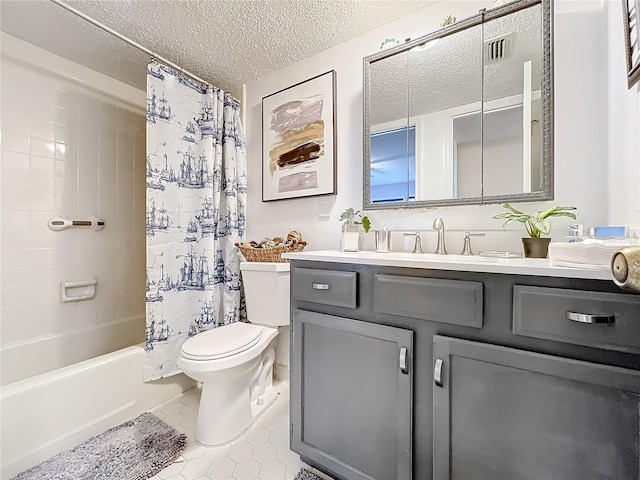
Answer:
top-left (483, 4), bottom-right (543, 198)
top-left (408, 24), bottom-right (483, 201)
top-left (363, 0), bottom-right (552, 210)
top-left (370, 127), bottom-right (416, 202)
top-left (368, 50), bottom-right (412, 203)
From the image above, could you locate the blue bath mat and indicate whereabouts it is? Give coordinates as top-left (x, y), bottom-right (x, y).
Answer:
top-left (12, 412), bottom-right (186, 480)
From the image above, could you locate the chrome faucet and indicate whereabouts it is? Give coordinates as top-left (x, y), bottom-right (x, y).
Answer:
top-left (433, 217), bottom-right (447, 254)
top-left (403, 232), bottom-right (423, 254)
top-left (461, 232), bottom-right (485, 255)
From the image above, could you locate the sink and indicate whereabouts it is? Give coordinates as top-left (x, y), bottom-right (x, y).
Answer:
top-left (355, 251), bottom-right (500, 264)
top-left (413, 253), bottom-right (500, 263)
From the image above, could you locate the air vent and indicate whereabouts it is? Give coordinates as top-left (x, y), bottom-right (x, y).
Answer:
top-left (485, 33), bottom-right (513, 62)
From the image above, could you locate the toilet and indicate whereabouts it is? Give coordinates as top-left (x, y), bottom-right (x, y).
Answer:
top-left (177, 261), bottom-right (290, 446)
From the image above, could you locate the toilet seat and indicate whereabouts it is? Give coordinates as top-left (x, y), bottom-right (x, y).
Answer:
top-left (181, 322), bottom-right (262, 361)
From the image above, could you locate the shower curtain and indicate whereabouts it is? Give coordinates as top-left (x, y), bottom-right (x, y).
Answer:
top-left (144, 61), bottom-right (247, 381)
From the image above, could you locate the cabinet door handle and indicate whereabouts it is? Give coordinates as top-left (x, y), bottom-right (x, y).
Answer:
top-left (399, 347), bottom-right (408, 374)
top-left (434, 358), bottom-right (444, 387)
top-left (566, 311), bottom-right (615, 325)
top-left (312, 282), bottom-right (330, 290)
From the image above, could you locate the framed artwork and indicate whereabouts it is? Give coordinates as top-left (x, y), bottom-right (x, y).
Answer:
top-left (622, 0), bottom-right (640, 88)
top-left (262, 71), bottom-right (337, 201)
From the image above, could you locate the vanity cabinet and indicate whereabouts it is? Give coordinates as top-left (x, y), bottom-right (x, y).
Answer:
top-left (291, 309), bottom-right (413, 480)
top-left (289, 260), bottom-right (640, 480)
top-left (433, 335), bottom-right (640, 480)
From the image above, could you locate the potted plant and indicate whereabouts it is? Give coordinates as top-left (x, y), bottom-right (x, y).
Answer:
top-left (339, 208), bottom-right (371, 233)
top-left (339, 208), bottom-right (371, 252)
top-left (493, 203), bottom-right (577, 258)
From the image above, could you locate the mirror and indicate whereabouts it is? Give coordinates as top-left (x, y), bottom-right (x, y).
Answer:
top-left (363, 0), bottom-right (553, 209)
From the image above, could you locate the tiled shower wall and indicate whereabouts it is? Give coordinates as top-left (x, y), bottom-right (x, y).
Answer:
top-left (1, 34), bottom-right (147, 384)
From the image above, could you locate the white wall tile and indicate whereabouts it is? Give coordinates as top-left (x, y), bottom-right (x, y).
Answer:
top-left (30, 138), bottom-right (55, 159)
top-left (29, 121), bottom-right (55, 142)
top-left (2, 132), bottom-right (30, 154)
top-left (1, 38), bottom-right (146, 361)
top-left (30, 155), bottom-right (55, 177)
top-left (54, 160), bottom-right (65, 179)
top-left (2, 230), bottom-right (32, 249)
top-left (2, 152), bottom-right (30, 173)
top-left (1, 305), bottom-right (54, 344)
top-left (2, 209), bottom-right (29, 230)
top-left (29, 211), bottom-right (52, 230)
top-left (1, 190), bottom-right (30, 211)
top-left (29, 193), bottom-right (55, 212)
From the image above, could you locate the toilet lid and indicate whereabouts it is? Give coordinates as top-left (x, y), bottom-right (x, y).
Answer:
top-left (181, 322), bottom-right (262, 360)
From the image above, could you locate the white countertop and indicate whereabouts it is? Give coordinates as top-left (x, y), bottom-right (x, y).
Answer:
top-left (283, 250), bottom-right (614, 281)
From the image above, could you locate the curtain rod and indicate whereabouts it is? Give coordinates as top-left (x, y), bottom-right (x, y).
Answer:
top-left (49, 0), bottom-right (211, 88)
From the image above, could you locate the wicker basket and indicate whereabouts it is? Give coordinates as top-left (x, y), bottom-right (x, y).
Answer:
top-left (235, 241), bottom-right (307, 263)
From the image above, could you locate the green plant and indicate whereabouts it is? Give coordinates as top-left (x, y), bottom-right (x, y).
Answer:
top-left (441, 15), bottom-right (457, 27)
top-left (493, 203), bottom-right (577, 238)
top-left (340, 208), bottom-right (371, 233)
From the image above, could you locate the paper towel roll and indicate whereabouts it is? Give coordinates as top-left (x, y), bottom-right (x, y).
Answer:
top-left (611, 245), bottom-right (640, 293)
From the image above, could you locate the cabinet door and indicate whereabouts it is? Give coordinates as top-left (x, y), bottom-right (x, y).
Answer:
top-left (291, 310), bottom-right (413, 480)
top-left (433, 335), bottom-right (640, 480)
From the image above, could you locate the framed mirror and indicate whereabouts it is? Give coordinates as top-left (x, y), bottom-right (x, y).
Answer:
top-left (622, 0), bottom-right (640, 88)
top-left (363, 0), bottom-right (553, 210)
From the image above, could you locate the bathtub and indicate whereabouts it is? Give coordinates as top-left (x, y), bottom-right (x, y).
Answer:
top-left (0, 345), bottom-right (196, 479)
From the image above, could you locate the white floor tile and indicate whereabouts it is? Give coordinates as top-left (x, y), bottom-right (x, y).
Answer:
top-left (260, 459), bottom-right (287, 480)
top-left (233, 458), bottom-right (261, 480)
top-left (154, 381), bottom-right (326, 480)
top-left (181, 456), bottom-right (212, 480)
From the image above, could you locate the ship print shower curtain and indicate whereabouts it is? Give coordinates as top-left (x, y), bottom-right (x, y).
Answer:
top-left (145, 61), bottom-right (247, 381)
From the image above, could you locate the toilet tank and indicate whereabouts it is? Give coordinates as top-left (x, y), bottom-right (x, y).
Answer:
top-left (240, 262), bottom-right (290, 326)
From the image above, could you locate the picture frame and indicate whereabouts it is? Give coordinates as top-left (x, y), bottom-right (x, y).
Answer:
top-left (622, 0), bottom-right (640, 88)
top-left (262, 71), bottom-right (337, 201)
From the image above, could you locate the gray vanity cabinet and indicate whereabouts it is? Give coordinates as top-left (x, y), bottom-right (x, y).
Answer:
top-left (433, 335), bottom-right (640, 480)
top-left (291, 309), bottom-right (413, 480)
top-left (289, 260), bottom-right (640, 480)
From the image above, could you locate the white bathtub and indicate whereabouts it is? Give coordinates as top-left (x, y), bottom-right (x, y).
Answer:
top-left (0, 345), bottom-right (196, 479)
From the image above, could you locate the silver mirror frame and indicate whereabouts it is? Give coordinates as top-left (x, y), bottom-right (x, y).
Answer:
top-left (363, 0), bottom-right (553, 210)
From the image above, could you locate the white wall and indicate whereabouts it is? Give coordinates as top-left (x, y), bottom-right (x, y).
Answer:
top-left (606, 0), bottom-right (640, 229)
top-left (0, 34), bottom-right (147, 384)
top-left (246, 0), bottom-right (637, 257)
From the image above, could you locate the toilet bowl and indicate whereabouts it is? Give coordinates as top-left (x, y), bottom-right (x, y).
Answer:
top-left (177, 261), bottom-right (290, 446)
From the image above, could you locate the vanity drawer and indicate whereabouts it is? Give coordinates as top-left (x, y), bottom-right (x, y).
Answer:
top-left (373, 274), bottom-right (483, 327)
top-left (292, 268), bottom-right (357, 308)
top-left (513, 285), bottom-right (640, 353)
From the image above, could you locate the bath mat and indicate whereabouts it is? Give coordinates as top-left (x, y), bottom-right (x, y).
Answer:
top-left (294, 468), bottom-right (328, 480)
top-left (12, 412), bottom-right (186, 480)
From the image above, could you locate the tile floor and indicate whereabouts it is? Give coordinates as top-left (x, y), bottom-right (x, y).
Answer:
top-left (149, 381), bottom-right (331, 480)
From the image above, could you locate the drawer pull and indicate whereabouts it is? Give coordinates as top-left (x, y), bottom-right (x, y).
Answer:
top-left (566, 311), bottom-right (615, 325)
top-left (434, 358), bottom-right (444, 387)
top-left (399, 347), bottom-right (408, 374)
top-left (312, 282), bottom-right (330, 290)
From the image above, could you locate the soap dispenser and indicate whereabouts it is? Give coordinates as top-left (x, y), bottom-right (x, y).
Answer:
top-left (341, 211), bottom-right (360, 252)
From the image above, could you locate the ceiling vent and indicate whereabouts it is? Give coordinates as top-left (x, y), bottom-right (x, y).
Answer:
top-left (485, 33), bottom-right (513, 62)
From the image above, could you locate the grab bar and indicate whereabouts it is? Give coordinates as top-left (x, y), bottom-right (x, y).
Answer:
top-left (48, 215), bottom-right (105, 232)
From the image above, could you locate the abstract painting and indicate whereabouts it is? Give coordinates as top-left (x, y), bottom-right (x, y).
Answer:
top-left (623, 0), bottom-right (640, 88)
top-left (262, 71), bottom-right (337, 201)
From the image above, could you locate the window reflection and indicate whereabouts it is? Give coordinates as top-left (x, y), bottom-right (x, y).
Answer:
top-left (370, 126), bottom-right (415, 203)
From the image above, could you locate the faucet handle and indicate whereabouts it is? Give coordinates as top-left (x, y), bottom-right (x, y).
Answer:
top-left (403, 232), bottom-right (423, 254)
top-left (461, 232), bottom-right (485, 256)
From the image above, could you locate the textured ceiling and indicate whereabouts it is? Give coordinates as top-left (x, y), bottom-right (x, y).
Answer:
top-left (1, 0), bottom-right (433, 97)
top-left (370, 2), bottom-right (543, 124)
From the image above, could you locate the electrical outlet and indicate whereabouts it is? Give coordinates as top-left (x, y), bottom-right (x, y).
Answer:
top-left (318, 199), bottom-right (331, 219)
